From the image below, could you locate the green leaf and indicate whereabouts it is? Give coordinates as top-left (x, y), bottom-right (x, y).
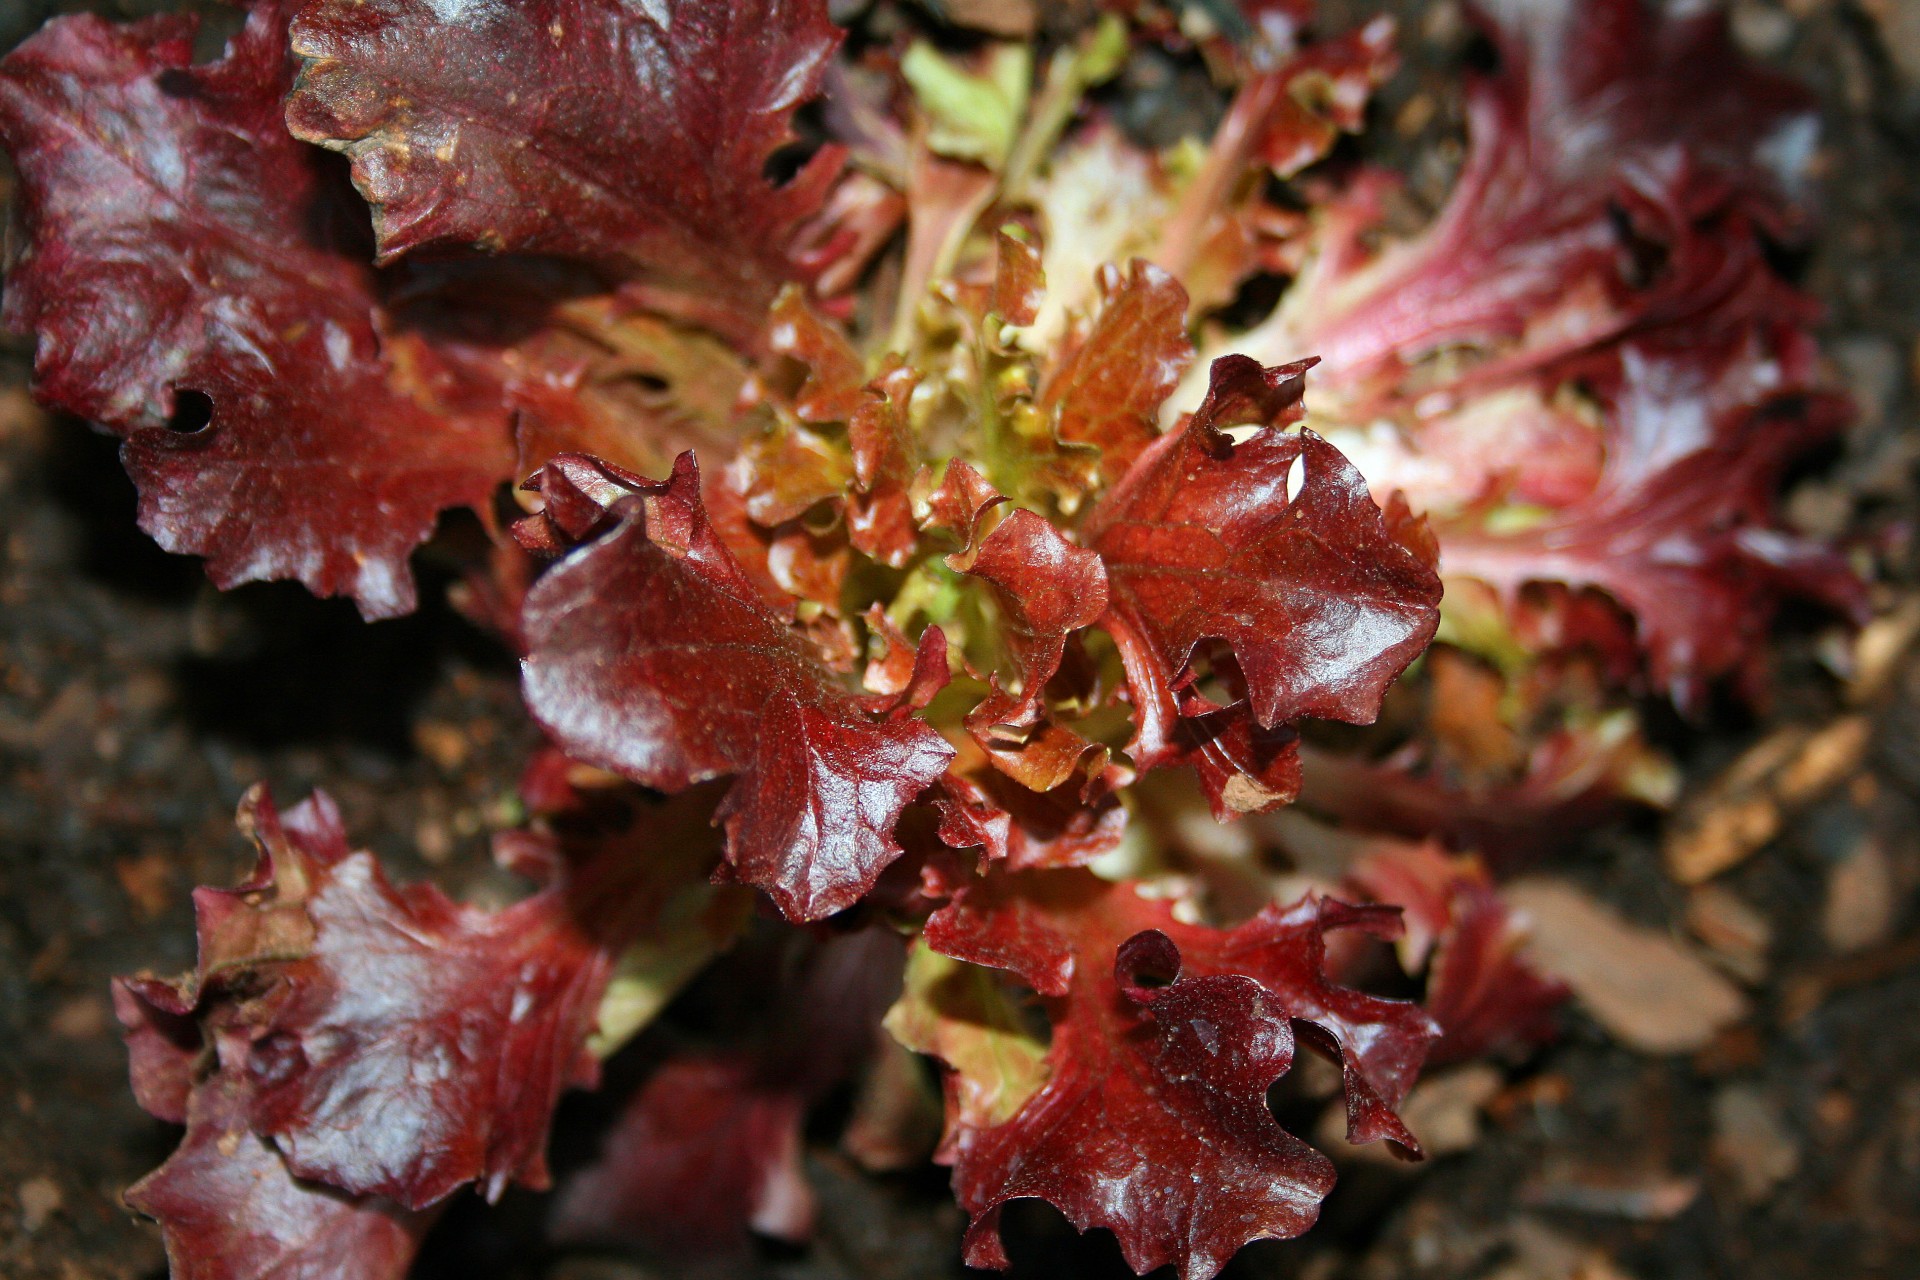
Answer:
top-left (902, 40), bottom-right (1032, 168)
top-left (587, 885), bottom-right (752, 1060)
top-left (884, 939), bottom-right (1049, 1129)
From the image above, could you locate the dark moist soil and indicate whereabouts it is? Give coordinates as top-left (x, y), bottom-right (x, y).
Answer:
top-left (2, 3), bottom-right (1917, 1280)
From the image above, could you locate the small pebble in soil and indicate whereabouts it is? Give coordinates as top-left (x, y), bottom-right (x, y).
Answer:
top-left (1822, 832), bottom-right (1899, 953)
top-left (1711, 1083), bottom-right (1802, 1203)
top-left (1731, 0), bottom-right (1797, 58)
top-left (15, 1176), bottom-right (62, 1233)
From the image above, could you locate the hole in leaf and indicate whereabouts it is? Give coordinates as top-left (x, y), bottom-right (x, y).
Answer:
top-left (1182, 641), bottom-right (1248, 711)
top-left (1459, 29), bottom-right (1502, 76)
top-left (1116, 929), bottom-right (1181, 996)
top-left (1211, 268), bottom-right (1291, 331)
top-left (164, 389), bottom-right (214, 435)
top-left (1759, 227), bottom-right (1815, 285)
top-left (763, 100), bottom-right (827, 186)
top-left (1606, 201), bottom-right (1670, 290)
top-left (154, 68), bottom-right (197, 97)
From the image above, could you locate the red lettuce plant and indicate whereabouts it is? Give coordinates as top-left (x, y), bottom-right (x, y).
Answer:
top-left (0, 0), bottom-right (1852, 1276)
top-left (1217, 0), bottom-right (1865, 844)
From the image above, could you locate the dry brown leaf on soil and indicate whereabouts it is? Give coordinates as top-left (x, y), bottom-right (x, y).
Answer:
top-left (1779, 930), bottom-right (1920, 1026)
top-left (1518, 1169), bottom-right (1700, 1221)
top-left (1492, 1218), bottom-right (1640, 1280)
top-left (1846, 594), bottom-right (1920, 705)
top-left (1665, 593), bottom-right (1918, 886)
top-left (1662, 715), bottom-right (1873, 883)
top-left (1683, 884), bottom-right (1773, 984)
top-left (1503, 879), bottom-right (1747, 1054)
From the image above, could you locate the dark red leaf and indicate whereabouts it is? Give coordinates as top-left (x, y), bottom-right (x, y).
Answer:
top-left (286, 0), bottom-right (844, 340)
top-left (0, 4), bottom-right (513, 617)
top-left (959, 508), bottom-right (1111, 792)
top-left (521, 451), bottom-right (955, 920)
top-left (846, 360), bottom-right (923, 568)
top-left (518, 446), bottom-right (799, 614)
top-left (1345, 841), bottom-right (1567, 1065)
top-left (1039, 260), bottom-right (1194, 484)
top-left (112, 975), bottom-right (200, 1126)
top-left (931, 769), bottom-right (1128, 873)
top-left (551, 926), bottom-right (904, 1254)
top-left (1256, 0), bottom-right (1821, 397)
top-left (550, 1055), bottom-right (814, 1254)
top-left (923, 868), bottom-right (1437, 1279)
top-left (922, 457), bottom-right (1008, 558)
top-left (1217, 0), bottom-right (1859, 711)
top-left (121, 783), bottom-right (719, 1213)
top-left (861, 605), bottom-right (953, 712)
top-left (221, 805), bottom-right (613, 1206)
top-left (1086, 356), bottom-right (1441, 808)
top-left (127, 1076), bottom-right (431, 1280)
top-left (1437, 339), bottom-right (1864, 707)
top-left (1114, 665), bottom-right (1307, 819)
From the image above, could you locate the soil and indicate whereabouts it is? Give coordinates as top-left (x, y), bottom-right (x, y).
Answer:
top-left (1, 3), bottom-right (1916, 1280)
